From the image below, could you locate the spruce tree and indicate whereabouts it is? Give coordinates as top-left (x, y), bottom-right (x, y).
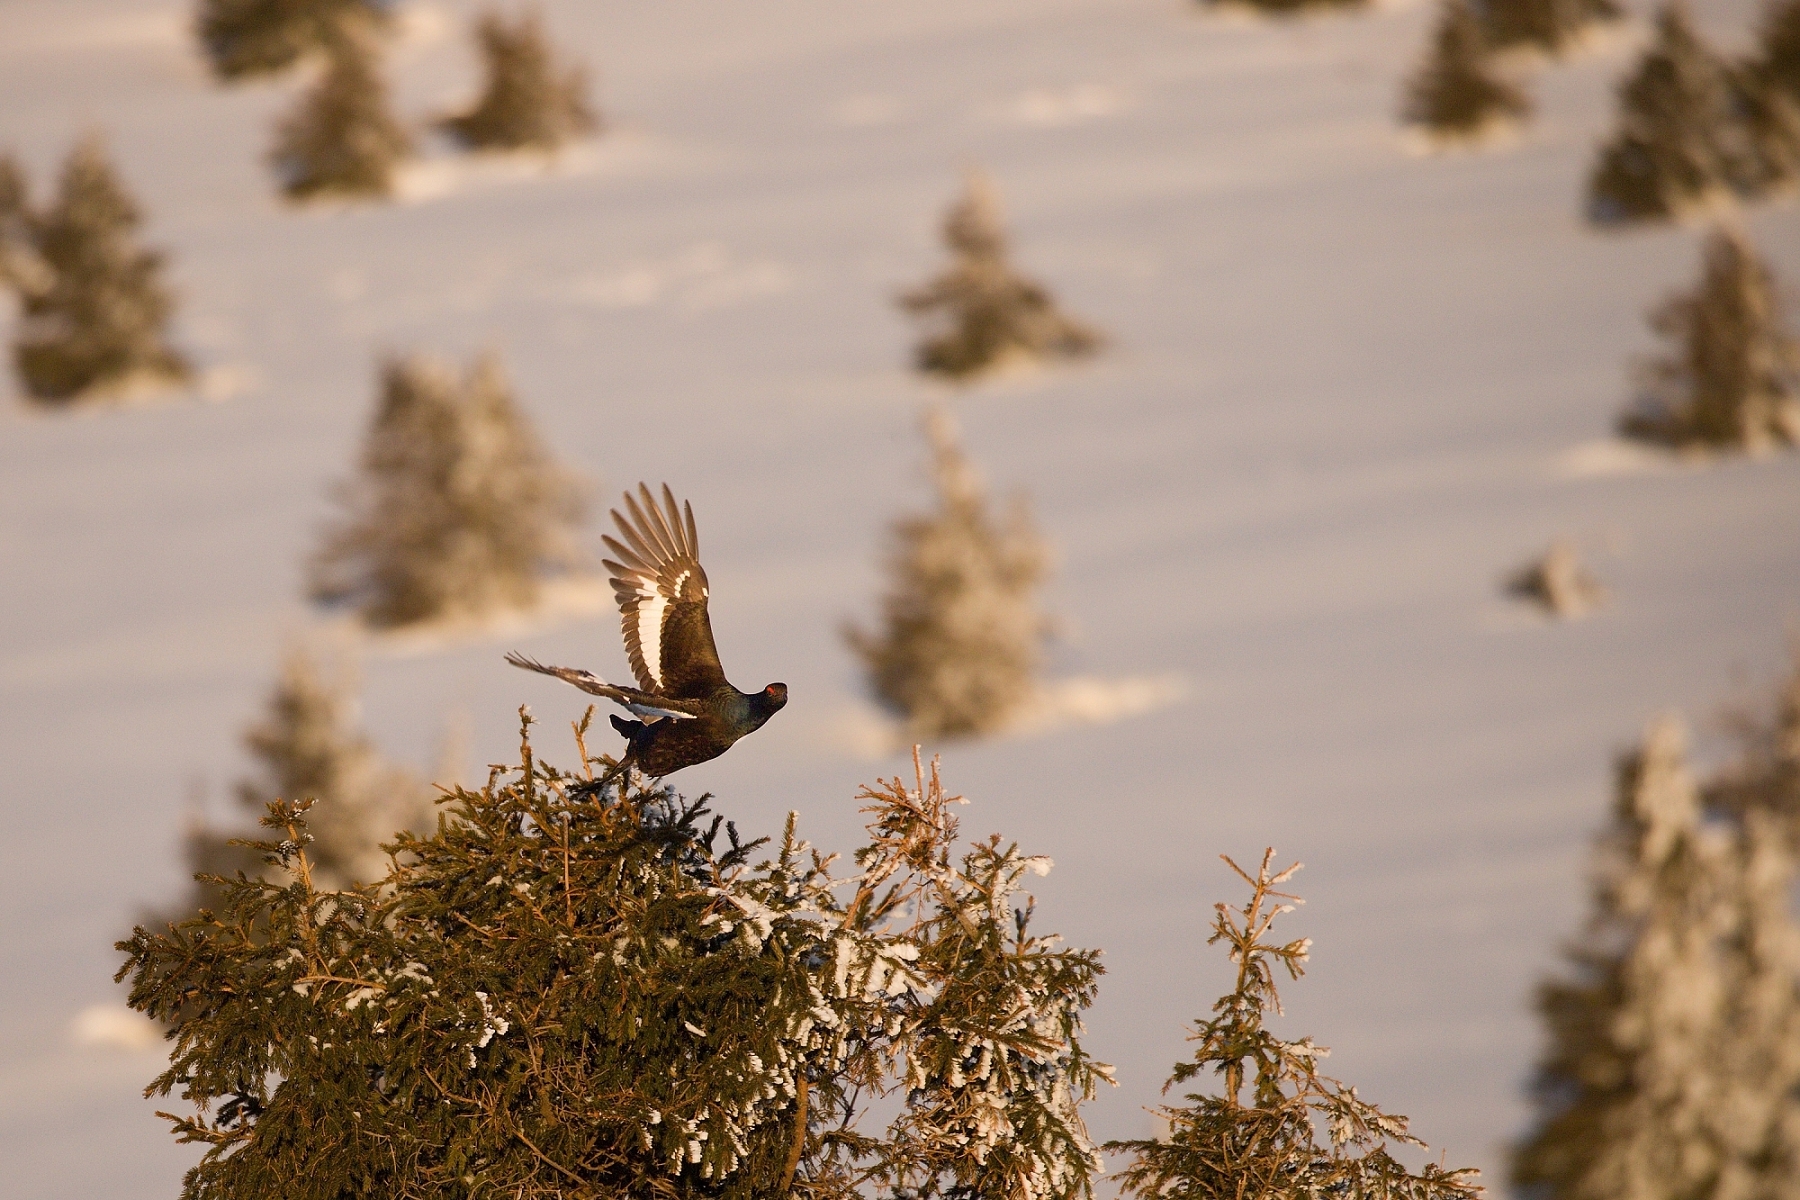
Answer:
top-left (1708, 804), bottom-right (1800, 1199)
top-left (0, 154), bottom-right (38, 291)
top-left (1735, 2), bottom-right (1800, 203)
top-left (310, 352), bottom-right (587, 629)
top-left (0, 138), bottom-right (189, 403)
top-left (1201, 0), bottom-right (1367, 15)
top-left (1621, 227), bottom-right (1800, 452)
top-left (233, 644), bottom-right (436, 889)
top-left (163, 644), bottom-right (435, 924)
top-left (1404, 0), bottom-right (1530, 140)
top-left (1482, 0), bottom-right (1618, 55)
top-left (1703, 661), bottom-right (1800, 1200)
top-left (442, 9), bottom-right (597, 153)
top-left (1514, 716), bottom-right (1731, 1200)
top-left (1513, 690), bottom-right (1800, 1200)
top-left (1588, 5), bottom-right (1750, 224)
top-left (899, 172), bottom-right (1101, 379)
top-left (1105, 850), bottom-right (1482, 1200)
top-left (1757, 0), bottom-right (1800, 106)
top-left (845, 407), bottom-right (1052, 740)
top-left (1507, 539), bottom-right (1605, 619)
top-left (119, 718), bottom-right (1108, 1199)
top-left (195, 0), bottom-right (388, 82)
top-left (268, 20), bottom-right (410, 201)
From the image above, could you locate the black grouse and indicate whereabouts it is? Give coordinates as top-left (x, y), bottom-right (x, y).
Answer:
top-left (506, 483), bottom-right (787, 777)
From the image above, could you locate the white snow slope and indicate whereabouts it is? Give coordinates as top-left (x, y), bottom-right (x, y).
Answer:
top-left (4, 0), bottom-right (1799, 1195)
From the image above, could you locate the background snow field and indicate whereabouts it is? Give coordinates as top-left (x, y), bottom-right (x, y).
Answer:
top-left (4, 0), bottom-right (1799, 1195)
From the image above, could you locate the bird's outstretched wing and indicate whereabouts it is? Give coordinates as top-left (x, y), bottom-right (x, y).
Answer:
top-left (504, 653), bottom-right (697, 721)
top-left (601, 483), bottom-right (729, 701)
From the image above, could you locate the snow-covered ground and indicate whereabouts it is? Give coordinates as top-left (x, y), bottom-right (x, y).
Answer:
top-left (4, 0), bottom-right (1799, 1195)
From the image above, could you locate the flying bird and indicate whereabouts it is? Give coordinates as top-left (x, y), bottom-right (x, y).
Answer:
top-left (506, 483), bottom-right (787, 777)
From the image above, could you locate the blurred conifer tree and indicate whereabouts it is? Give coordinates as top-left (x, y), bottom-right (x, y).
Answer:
top-left (1404, 0), bottom-right (1530, 140)
top-left (1586, 5), bottom-right (1787, 223)
top-left (1515, 671), bottom-right (1800, 1200)
top-left (1755, 0), bottom-right (1800, 103)
top-left (1105, 850), bottom-right (1483, 1200)
top-left (195, 0), bottom-right (389, 81)
top-left (442, 9), bottom-right (597, 152)
top-left (163, 644), bottom-right (436, 925)
top-left (846, 407), bottom-right (1051, 740)
top-left (1200, 0), bottom-right (1366, 15)
top-left (1507, 539), bottom-right (1606, 619)
top-left (0, 136), bottom-right (189, 403)
top-left (1481, 0), bottom-right (1617, 54)
top-left (1621, 226), bottom-right (1799, 451)
top-left (1730, 1), bottom-right (1800, 200)
top-left (268, 19), bottom-right (410, 200)
top-left (310, 352), bottom-right (587, 628)
top-left (900, 172), bottom-right (1101, 379)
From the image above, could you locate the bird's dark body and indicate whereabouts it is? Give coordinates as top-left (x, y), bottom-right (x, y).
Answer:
top-left (505, 483), bottom-right (787, 778)
top-left (610, 687), bottom-right (786, 777)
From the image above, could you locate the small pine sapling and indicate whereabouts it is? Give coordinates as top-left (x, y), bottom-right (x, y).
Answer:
top-left (851, 751), bottom-right (1111, 1198)
top-left (159, 644), bottom-right (434, 925)
top-left (1726, 2), bottom-right (1800, 209)
top-left (1757, 0), bottom-right (1800, 107)
top-left (845, 407), bottom-right (1052, 740)
top-left (1515, 684), bottom-right (1800, 1200)
top-left (232, 645), bottom-right (434, 889)
top-left (1587, 5), bottom-right (1759, 224)
top-left (1481, 0), bottom-right (1619, 55)
top-left (0, 154), bottom-right (41, 293)
top-left (1105, 850), bottom-right (1482, 1200)
top-left (900, 171), bottom-right (1101, 379)
top-left (1507, 539), bottom-right (1606, 618)
top-left (1199, 0), bottom-right (1367, 16)
top-left (119, 711), bottom-right (1107, 1198)
top-left (1404, 0), bottom-right (1530, 141)
top-left (194, 0), bottom-right (389, 81)
top-left (310, 352), bottom-right (587, 629)
top-left (0, 137), bottom-right (189, 403)
top-left (268, 20), bottom-right (410, 200)
top-left (1513, 717), bottom-right (1729, 1200)
top-left (1621, 226), bottom-right (1800, 452)
top-left (1699, 656), bottom-right (1800, 1196)
top-left (442, 9), bottom-right (597, 153)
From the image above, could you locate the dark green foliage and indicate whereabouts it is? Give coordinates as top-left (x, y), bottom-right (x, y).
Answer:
top-left (442, 9), bottom-right (597, 152)
top-left (310, 352), bottom-right (587, 629)
top-left (1105, 851), bottom-right (1481, 1200)
top-left (0, 137), bottom-right (189, 403)
top-left (1481, 0), bottom-right (1618, 54)
top-left (1586, 5), bottom-right (1780, 224)
top-left (120, 715), bottom-right (1107, 1199)
top-left (195, 0), bottom-right (389, 81)
top-left (1405, 0), bottom-right (1530, 139)
top-left (900, 173), bottom-right (1101, 379)
top-left (269, 22), bottom-right (409, 201)
top-left (1621, 227), bottom-right (1800, 451)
